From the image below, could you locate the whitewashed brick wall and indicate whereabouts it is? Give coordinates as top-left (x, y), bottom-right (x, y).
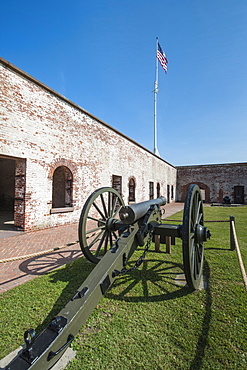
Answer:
top-left (0, 58), bottom-right (177, 230)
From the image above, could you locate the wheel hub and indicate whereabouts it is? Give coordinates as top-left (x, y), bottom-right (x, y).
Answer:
top-left (106, 217), bottom-right (118, 232)
top-left (195, 224), bottom-right (210, 243)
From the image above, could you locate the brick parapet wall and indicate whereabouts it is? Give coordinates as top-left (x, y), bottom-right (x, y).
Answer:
top-left (176, 163), bottom-right (247, 203)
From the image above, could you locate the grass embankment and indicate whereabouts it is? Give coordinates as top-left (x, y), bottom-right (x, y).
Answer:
top-left (0, 206), bottom-right (247, 369)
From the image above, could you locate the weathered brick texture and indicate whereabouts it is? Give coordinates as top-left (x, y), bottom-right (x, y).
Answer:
top-left (176, 163), bottom-right (247, 204)
top-left (0, 58), bottom-right (176, 231)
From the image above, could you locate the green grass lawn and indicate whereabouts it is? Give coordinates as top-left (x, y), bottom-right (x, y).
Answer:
top-left (1, 206), bottom-right (247, 369)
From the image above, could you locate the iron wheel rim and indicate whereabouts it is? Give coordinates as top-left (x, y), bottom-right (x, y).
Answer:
top-left (182, 184), bottom-right (204, 289)
top-left (78, 187), bottom-right (124, 263)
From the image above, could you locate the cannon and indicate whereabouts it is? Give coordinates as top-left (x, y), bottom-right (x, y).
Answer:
top-left (5, 184), bottom-right (210, 369)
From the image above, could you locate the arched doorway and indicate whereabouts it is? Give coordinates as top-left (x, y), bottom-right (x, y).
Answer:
top-left (181, 182), bottom-right (210, 203)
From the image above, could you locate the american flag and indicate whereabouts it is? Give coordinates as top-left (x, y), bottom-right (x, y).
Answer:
top-left (157, 42), bottom-right (168, 73)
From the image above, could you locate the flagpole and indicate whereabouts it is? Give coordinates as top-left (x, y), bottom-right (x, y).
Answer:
top-left (154, 37), bottom-right (160, 156)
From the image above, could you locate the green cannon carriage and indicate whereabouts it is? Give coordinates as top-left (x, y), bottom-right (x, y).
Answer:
top-left (5, 184), bottom-right (210, 369)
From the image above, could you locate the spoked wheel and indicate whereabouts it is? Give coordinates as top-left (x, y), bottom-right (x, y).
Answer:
top-left (78, 187), bottom-right (125, 264)
top-left (182, 184), bottom-right (208, 289)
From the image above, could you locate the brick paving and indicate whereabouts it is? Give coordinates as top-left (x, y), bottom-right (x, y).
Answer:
top-left (0, 203), bottom-right (184, 294)
top-left (0, 223), bottom-right (81, 294)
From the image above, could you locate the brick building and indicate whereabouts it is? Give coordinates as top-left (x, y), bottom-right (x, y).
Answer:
top-left (176, 163), bottom-right (247, 204)
top-left (0, 58), bottom-right (176, 231)
top-left (1, 57), bottom-right (246, 232)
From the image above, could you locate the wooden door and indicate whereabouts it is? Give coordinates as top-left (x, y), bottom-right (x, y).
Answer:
top-left (234, 186), bottom-right (244, 204)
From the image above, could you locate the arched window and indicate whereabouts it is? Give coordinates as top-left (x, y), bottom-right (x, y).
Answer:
top-left (157, 182), bottom-right (161, 198)
top-left (52, 166), bottom-right (73, 208)
top-left (128, 178), bottom-right (136, 203)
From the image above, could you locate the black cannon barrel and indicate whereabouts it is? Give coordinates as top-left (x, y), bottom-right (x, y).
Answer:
top-left (119, 196), bottom-right (166, 224)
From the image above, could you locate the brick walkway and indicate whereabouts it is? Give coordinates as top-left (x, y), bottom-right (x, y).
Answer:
top-left (0, 223), bottom-right (81, 294)
top-left (0, 203), bottom-right (184, 294)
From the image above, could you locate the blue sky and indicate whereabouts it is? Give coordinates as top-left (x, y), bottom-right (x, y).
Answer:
top-left (1, 0), bottom-right (247, 166)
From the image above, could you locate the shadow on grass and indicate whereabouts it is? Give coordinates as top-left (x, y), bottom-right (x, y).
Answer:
top-left (107, 258), bottom-right (194, 302)
top-left (190, 260), bottom-right (211, 370)
top-left (19, 253), bottom-right (95, 334)
top-left (18, 253), bottom-right (193, 333)
top-left (205, 247), bottom-right (230, 251)
top-left (107, 258), bottom-right (212, 370)
top-left (18, 253), bottom-right (212, 370)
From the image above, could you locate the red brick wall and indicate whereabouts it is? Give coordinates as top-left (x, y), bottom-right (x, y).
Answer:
top-left (176, 163), bottom-right (247, 204)
top-left (14, 159), bottom-right (26, 229)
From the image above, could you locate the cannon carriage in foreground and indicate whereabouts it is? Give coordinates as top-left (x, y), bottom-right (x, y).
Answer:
top-left (5, 184), bottom-right (210, 370)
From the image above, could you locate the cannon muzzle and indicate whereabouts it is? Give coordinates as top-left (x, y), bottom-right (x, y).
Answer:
top-left (119, 196), bottom-right (166, 224)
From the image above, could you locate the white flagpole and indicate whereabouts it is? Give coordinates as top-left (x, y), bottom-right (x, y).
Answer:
top-left (154, 37), bottom-right (160, 156)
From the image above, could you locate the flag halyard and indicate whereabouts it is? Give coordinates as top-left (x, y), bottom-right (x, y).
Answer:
top-left (157, 42), bottom-right (168, 73)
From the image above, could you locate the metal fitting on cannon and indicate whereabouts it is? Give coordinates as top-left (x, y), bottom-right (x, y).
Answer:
top-left (119, 196), bottom-right (166, 224)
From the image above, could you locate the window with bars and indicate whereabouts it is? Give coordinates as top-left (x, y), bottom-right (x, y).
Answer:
top-left (157, 182), bottom-right (161, 198)
top-left (112, 175), bottom-right (122, 208)
top-left (149, 181), bottom-right (154, 200)
top-left (52, 166), bottom-right (73, 208)
top-left (112, 175), bottom-right (122, 195)
top-left (167, 184), bottom-right (170, 203)
top-left (128, 178), bottom-right (136, 203)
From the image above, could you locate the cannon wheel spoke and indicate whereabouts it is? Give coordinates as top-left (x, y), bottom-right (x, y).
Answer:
top-left (182, 184), bottom-right (204, 289)
top-left (78, 187), bottom-right (124, 264)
